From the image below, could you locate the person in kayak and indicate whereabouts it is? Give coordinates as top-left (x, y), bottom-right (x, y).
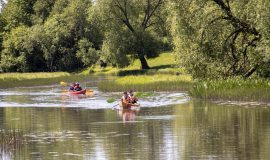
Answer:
top-left (121, 92), bottom-right (130, 103)
top-left (128, 90), bottom-right (138, 104)
top-left (74, 82), bottom-right (82, 91)
top-left (69, 82), bottom-right (76, 91)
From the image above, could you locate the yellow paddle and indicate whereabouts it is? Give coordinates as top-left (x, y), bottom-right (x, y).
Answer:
top-left (60, 81), bottom-right (68, 86)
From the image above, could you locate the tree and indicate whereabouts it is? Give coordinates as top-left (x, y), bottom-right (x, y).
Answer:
top-left (0, 13), bottom-right (6, 56)
top-left (32, 0), bottom-right (55, 24)
top-left (170, 0), bottom-right (270, 78)
top-left (0, 26), bottom-right (32, 72)
top-left (1, 0), bottom-right (36, 30)
top-left (76, 38), bottom-right (100, 67)
top-left (0, 0), bottom-right (101, 72)
top-left (94, 0), bottom-right (166, 69)
top-left (40, 0), bottom-right (93, 71)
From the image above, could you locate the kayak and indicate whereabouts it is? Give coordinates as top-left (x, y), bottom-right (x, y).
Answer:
top-left (69, 89), bottom-right (87, 95)
top-left (119, 101), bottom-right (140, 109)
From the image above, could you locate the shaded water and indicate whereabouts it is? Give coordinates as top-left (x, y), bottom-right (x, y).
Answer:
top-left (0, 84), bottom-right (270, 159)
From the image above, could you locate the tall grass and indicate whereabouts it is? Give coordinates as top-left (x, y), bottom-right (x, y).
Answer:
top-left (98, 74), bottom-right (193, 92)
top-left (0, 72), bottom-right (70, 80)
top-left (0, 72), bottom-right (91, 88)
top-left (190, 78), bottom-right (270, 103)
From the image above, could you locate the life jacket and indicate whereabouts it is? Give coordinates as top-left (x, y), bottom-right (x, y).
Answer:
top-left (69, 86), bottom-right (74, 90)
top-left (74, 85), bottom-right (82, 91)
top-left (121, 95), bottom-right (129, 103)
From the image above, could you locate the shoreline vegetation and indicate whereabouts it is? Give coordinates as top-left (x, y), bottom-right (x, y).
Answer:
top-left (0, 72), bottom-right (90, 89)
top-left (0, 53), bottom-right (269, 103)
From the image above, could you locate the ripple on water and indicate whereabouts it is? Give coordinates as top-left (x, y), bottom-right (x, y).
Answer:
top-left (0, 86), bottom-right (190, 109)
top-left (140, 115), bottom-right (177, 120)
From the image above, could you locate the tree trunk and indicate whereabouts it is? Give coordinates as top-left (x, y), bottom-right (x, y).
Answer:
top-left (139, 56), bottom-right (150, 69)
top-left (244, 67), bottom-right (257, 78)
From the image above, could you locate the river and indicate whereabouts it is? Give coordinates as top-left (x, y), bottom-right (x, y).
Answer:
top-left (0, 81), bottom-right (270, 159)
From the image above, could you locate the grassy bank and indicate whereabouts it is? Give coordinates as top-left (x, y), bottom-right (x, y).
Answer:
top-left (1, 52), bottom-right (269, 104)
top-left (99, 76), bottom-right (270, 103)
top-left (98, 74), bottom-right (193, 92)
top-left (81, 52), bottom-right (183, 76)
top-left (0, 72), bottom-right (90, 88)
top-left (190, 78), bottom-right (270, 103)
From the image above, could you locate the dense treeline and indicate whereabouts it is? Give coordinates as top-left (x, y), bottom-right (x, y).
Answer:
top-left (0, 0), bottom-right (269, 78)
top-left (170, 0), bottom-right (270, 78)
top-left (0, 0), bottom-right (169, 72)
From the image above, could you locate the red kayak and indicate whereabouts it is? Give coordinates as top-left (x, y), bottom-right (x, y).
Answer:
top-left (69, 89), bottom-right (87, 95)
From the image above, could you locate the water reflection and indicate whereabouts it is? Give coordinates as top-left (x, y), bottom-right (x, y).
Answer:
top-left (173, 101), bottom-right (270, 159)
top-left (0, 130), bottom-right (23, 160)
top-left (0, 100), bottom-right (269, 159)
top-left (117, 108), bottom-right (140, 122)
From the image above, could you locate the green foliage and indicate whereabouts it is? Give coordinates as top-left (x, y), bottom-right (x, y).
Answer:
top-left (76, 38), bottom-right (100, 67)
top-left (101, 27), bottom-right (132, 67)
top-left (0, 0), bottom-right (101, 72)
top-left (32, 0), bottom-right (55, 24)
top-left (94, 0), bottom-right (168, 69)
top-left (0, 0), bottom-right (269, 79)
top-left (0, 14), bottom-right (5, 55)
top-left (1, 26), bottom-right (32, 72)
top-left (135, 92), bottom-right (155, 98)
top-left (169, 0), bottom-right (270, 78)
top-left (107, 98), bottom-right (116, 103)
top-left (1, 0), bottom-right (36, 29)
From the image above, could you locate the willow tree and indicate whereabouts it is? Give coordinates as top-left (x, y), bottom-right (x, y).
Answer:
top-left (170, 0), bottom-right (270, 78)
top-left (93, 0), bottom-right (166, 69)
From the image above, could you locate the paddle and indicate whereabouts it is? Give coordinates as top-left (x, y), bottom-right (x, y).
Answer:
top-left (60, 81), bottom-right (68, 86)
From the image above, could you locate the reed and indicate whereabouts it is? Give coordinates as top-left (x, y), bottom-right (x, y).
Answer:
top-left (190, 78), bottom-right (270, 103)
top-left (0, 72), bottom-right (69, 80)
top-left (0, 130), bottom-right (23, 150)
top-left (98, 74), bottom-right (193, 92)
top-left (0, 72), bottom-right (90, 88)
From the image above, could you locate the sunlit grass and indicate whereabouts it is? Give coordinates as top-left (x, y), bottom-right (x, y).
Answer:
top-left (0, 72), bottom-right (91, 88)
top-left (81, 52), bottom-right (182, 76)
top-left (98, 74), bottom-right (193, 92)
top-left (124, 51), bottom-right (176, 70)
top-left (0, 72), bottom-right (70, 80)
top-left (190, 78), bottom-right (270, 102)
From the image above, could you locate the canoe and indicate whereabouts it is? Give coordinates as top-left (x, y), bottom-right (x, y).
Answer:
top-left (119, 101), bottom-right (140, 109)
top-left (69, 89), bottom-right (87, 95)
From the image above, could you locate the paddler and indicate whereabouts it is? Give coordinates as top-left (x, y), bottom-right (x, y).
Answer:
top-left (128, 90), bottom-right (138, 104)
top-left (69, 82), bottom-right (76, 91)
top-left (74, 82), bottom-right (82, 91)
top-left (121, 91), bottom-right (129, 103)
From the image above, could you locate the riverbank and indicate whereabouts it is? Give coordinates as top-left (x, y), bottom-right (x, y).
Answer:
top-left (0, 72), bottom-right (90, 88)
top-left (1, 52), bottom-right (269, 104)
top-left (190, 78), bottom-right (270, 103)
top-left (97, 74), bottom-right (270, 103)
top-left (98, 74), bottom-right (193, 92)
top-left (81, 52), bottom-right (182, 76)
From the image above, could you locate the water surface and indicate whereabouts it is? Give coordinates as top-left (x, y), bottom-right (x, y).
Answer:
top-left (0, 85), bottom-right (270, 159)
